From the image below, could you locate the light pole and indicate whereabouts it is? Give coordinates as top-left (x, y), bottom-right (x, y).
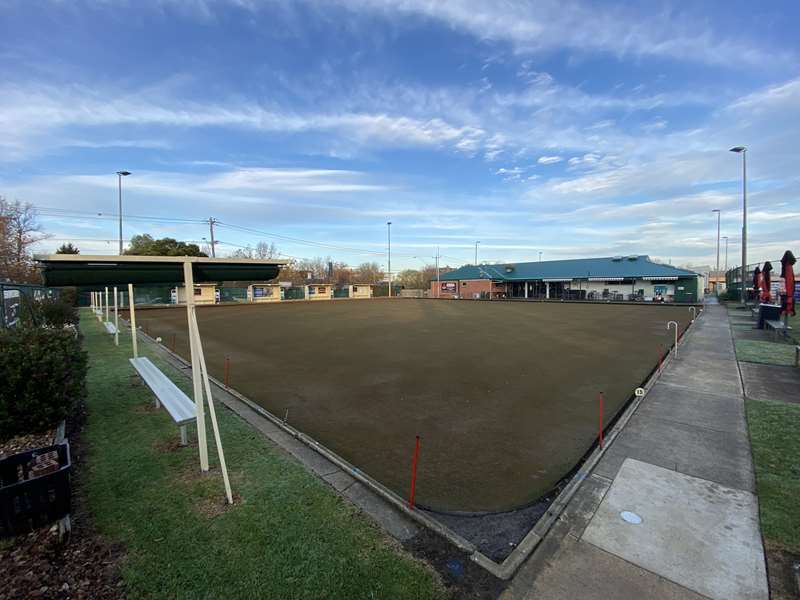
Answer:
top-left (116, 171), bottom-right (131, 254)
top-left (387, 221), bottom-right (392, 297)
top-left (475, 241), bottom-right (480, 265)
top-left (729, 146), bottom-right (747, 304)
top-left (712, 209), bottom-right (721, 295)
top-left (723, 236), bottom-right (729, 271)
top-left (539, 251), bottom-right (542, 262)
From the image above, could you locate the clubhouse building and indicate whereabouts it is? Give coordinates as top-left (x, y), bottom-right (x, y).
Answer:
top-left (432, 255), bottom-right (702, 303)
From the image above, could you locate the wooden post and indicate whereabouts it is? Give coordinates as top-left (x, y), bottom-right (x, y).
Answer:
top-left (128, 284), bottom-right (138, 358)
top-left (105, 287), bottom-right (109, 323)
top-left (190, 308), bottom-right (233, 504)
top-left (113, 286), bottom-right (119, 346)
top-left (184, 261), bottom-right (209, 472)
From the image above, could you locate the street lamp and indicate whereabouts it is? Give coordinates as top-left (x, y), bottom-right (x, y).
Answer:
top-left (387, 221), bottom-right (392, 297)
top-left (722, 236), bottom-right (729, 271)
top-left (712, 209), bottom-right (721, 295)
top-left (475, 241), bottom-right (480, 265)
top-left (116, 171), bottom-right (131, 255)
top-left (729, 146), bottom-right (746, 303)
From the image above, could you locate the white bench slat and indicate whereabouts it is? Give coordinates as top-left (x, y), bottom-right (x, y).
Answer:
top-left (104, 321), bottom-right (118, 334)
top-left (129, 357), bottom-right (196, 425)
top-left (764, 319), bottom-right (789, 330)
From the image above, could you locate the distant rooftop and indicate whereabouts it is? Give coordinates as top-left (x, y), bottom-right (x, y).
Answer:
top-left (438, 256), bottom-right (699, 282)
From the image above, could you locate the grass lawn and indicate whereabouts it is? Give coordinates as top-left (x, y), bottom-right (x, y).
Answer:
top-left (80, 311), bottom-right (444, 599)
top-left (746, 398), bottom-right (800, 554)
top-left (734, 339), bottom-right (797, 366)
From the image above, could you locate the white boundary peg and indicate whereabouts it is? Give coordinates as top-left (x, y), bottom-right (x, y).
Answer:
top-left (667, 321), bottom-right (679, 358)
top-left (689, 306), bottom-right (696, 322)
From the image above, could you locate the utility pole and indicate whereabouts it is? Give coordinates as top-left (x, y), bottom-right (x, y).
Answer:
top-left (208, 217), bottom-right (217, 258)
top-left (387, 221), bottom-right (392, 297)
top-left (712, 209), bottom-right (721, 295)
top-left (435, 246), bottom-right (440, 298)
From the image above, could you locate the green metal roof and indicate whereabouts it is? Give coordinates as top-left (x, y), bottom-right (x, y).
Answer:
top-left (34, 255), bottom-right (286, 287)
top-left (439, 255), bottom-right (699, 282)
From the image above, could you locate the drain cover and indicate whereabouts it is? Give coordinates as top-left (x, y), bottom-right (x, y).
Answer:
top-left (620, 510), bottom-right (642, 524)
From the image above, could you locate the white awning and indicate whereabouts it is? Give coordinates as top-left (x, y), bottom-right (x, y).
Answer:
top-left (588, 277), bottom-right (625, 281)
top-left (642, 276), bottom-right (679, 281)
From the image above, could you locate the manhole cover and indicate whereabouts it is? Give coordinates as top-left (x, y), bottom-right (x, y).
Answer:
top-left (620, 510), bottom-right (642, 524)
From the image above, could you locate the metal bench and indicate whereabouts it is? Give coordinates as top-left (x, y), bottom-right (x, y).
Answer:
top-left (764, 319), bottom-right (792, 341)
top-left (129, 357), bottom-right (196, 445)
top-left (103, 321), bottom-right (117, 335)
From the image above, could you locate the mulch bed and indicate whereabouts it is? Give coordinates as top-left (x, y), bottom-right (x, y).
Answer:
top-left (0, 430), bottom-right (57, 460)
top-left (0, 403), bottom-right (127, 600)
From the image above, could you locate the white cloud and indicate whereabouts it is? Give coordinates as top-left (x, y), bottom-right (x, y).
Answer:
top-left (537, 155), bottom-right (563, 165)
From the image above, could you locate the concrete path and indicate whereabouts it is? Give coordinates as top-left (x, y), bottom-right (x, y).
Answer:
top-left (504, 302), bottom-right (769, 600)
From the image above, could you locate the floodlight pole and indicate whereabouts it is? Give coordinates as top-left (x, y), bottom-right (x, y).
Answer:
top-left (116, 171), bottom-right (131, 255)
top-left (475, 241), bottom-right (479, 265)
top-left (729, 147), bottom-right (747, 304)
top-left (723, 236), bottom-right (729, 271)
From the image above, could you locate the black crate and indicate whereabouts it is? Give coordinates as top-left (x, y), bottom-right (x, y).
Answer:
top-left (0, 442), bottom-right (71, 537)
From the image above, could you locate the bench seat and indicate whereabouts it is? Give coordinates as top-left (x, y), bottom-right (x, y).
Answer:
top-left (130, 357), bottom-right (196, 444)
top-left (764, 319), bottom-right (792, 341)
top-left (103, 321), bottom-right (118, 334)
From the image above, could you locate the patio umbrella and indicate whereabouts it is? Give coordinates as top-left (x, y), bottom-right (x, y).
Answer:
top-left (752, 266), bottom-right (761, 302)
top-left (780, 250), bottom-right (796, 316)
top-left (761, 261), bottom-right (773, 303)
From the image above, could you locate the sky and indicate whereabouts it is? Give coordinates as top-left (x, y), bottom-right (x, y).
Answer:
top-left (1, 0), bottom-right (799, 272)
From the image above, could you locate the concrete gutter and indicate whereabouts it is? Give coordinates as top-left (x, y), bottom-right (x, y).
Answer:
top-left (126, 306), bottom-right (703, 580)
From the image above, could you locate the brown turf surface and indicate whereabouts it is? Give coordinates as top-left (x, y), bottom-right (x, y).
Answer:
top-left (131, 299), bottom-right (692, 513)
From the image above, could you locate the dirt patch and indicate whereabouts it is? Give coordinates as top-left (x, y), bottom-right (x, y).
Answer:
top-left (404, 529), bottom-right (505, 600)
top-left (152, 437), bottom-right (186, 453)
top-left (133, 402), bottom-right (158, 416)
top-left (194, 492), bottom-right (244, 520)
top-left (764, 542), bottom-right (800, 600)
top-left (128, 299), bottom-right (692, 512)
top-left (0, 403), bottom-right (126, 600)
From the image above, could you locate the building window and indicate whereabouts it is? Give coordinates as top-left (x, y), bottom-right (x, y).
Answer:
top-left (194, 287), bottom-right (202, 296)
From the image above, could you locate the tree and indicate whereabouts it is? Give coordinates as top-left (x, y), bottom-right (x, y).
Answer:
top-left (396, 265), bottom-right (439, 289)
top-left (124, 234), bottom-right (207, 257)
top-left (0, 196), bottom-right (49, 283)
top-left (230, 241), bottom-right (280, 260)
top-left (353, 262), bottom-right (384, 284)
top-left (56, 242), bottom-right (80, 254)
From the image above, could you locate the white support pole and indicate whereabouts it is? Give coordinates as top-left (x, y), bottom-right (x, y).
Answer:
top-left (190, 308), bottom-right (233, 504)
top-left (667, 321), bottom-right (678, 358)
top-left (90, 291), bottom-right (94, 313)
top-left (128, 284), bottom-right (138, 358)
top-left (104, 286), bottom-right (109, 323)
top-left (184, 261), bottom-right (209, 472)
top-left (113, 286), bottom-right (119, 346)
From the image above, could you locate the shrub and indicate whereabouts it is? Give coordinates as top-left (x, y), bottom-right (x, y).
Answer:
top-left (21, 297), bottom-right (79, 329)
top-left (0, 326), bottom-right (88, 439)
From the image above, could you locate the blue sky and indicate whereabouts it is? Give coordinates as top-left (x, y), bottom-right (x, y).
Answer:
top-left (1, 0), bottom-right (799, 271)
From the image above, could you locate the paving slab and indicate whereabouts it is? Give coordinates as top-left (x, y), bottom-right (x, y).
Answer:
top-left (740, 362), bottom-right (800, 404)
top-left (519, 531), bottom-right (707, 600)
top-left (595, 396), bottom-right (755, 491)
top-left (583, 459), bottom-right (768, 600)
top-left (636, 384), bottom-right (746, 434)
top-left (658, 366), bottom-right (742, 397)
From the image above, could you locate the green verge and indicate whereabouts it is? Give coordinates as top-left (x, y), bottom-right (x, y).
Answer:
top-left (734, 339), bottom-right (797, 366)
top-left (746, 399), bottom-right (800, 554)
top-left (79, 311), bottom-right (444, 600)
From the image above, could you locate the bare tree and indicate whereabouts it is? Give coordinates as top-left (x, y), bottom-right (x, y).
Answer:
top-left (353, 262), bottom-right (385, 284)
top-left (0, 196), bottom-right (49, 283)
top-left (229, 241), bottom-right (280, 260)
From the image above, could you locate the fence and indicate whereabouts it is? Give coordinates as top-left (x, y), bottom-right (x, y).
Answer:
top-left (0, 282), bottom-right (59, 328)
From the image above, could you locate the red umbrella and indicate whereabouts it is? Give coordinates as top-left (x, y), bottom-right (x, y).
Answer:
top-left (780, 251), bottom-right (796, 316)
top-left (761, 261), bottom-right (773, 303)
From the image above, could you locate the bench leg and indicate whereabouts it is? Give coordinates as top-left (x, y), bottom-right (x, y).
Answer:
top-left (155, 397), bottom-right (161, 409)
top-left (180, 425), bottom-right (188, 446)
